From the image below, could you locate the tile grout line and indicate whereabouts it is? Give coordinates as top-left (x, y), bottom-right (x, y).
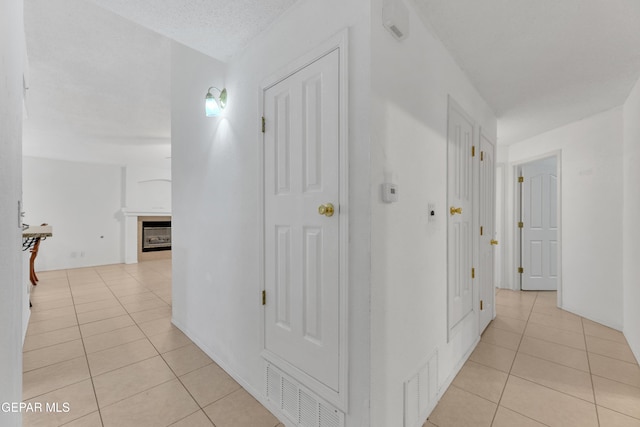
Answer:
top-left (83, 265), bottom-right (169, 424)
top-left (94, 265), bottom-right (213, 427)
top-left (170, 365), bottom-right (239, 427)
top-left (90, 268), bottom-right (169, 386)
top-left (58, 265), bottom-right (163, 423)
top-left (590, 372), bottom-right (640, 391)
top-left (515, 294), bottom-right (640, 424)
top-left (581, 316), bottom-right (602, 426)
top-left (26, 269), bottom-right (110, 426)
top-left (69, 267), bottom-right (107, 427)
top-left (489, 290), bottom-right (540, 427)
top-left (516, 333), bottom-right (589, 357)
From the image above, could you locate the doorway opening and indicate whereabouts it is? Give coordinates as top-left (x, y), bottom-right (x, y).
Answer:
top-left (515, 154), bottom-right (561, 298)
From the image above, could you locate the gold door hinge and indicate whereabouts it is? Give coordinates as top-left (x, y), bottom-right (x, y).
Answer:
top-left (518, 221), bottom-right (524, 228)
top-left (518, 176), bottom-right (524, 183)
top-left (472, 146), bottom-right (476, 157)
top-left (480, 151), bottom-right (484, 161)
top-left (518, 267), bottom-right (524, 274)
top-left (480, 300), bottom-right (484, 310)
top-left (261, 116), bottom-right (266, 133)
top-left (262, 290), bottom-right (266, 305)
top-left (480, 226), bottom-right (484, 236)
top-left (472, 268), bottom-right (475, 279)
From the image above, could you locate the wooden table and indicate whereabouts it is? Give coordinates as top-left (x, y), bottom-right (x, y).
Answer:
top-left (22, 225), bottom-right (53, 240)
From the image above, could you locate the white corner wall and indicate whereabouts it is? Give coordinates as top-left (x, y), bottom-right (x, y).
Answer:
top-left (623, 76), bottom-right (640, 362)
top-left (22, 157), bottom-right (124, 271)
top-left (506, 108), bottom-right (624, 329)
top-left (370, 0), bottom-right (497, 425)
top-left (171, 1), bottom-right (371, 425)
top-left (0, 0), bottom-right (25, 424)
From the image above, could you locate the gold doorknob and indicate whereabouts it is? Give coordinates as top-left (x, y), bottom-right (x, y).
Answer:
top-left (450, 206), bottom-right (462, 215)
top-left (318, 203), bottom-right (335, 217)
top-left (490, 239), bottom-right (499, 245)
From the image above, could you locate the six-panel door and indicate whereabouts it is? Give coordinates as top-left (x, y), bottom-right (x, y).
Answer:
top-left (263, 49), bottom-right (341, 391)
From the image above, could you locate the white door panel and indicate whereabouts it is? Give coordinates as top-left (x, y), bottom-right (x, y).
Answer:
top-left (264, 49), bottom-right (341, 391)
top-left (521, 157), bottom-right (558, 291)
top-left (448, 102), bottom-right (474, 333)
top-left (479, 133), bottom-right (495, 333)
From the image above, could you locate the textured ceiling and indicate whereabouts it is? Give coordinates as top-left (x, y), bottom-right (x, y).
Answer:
top-left (23, 0), bottom-right (173, 166)
top-left (84, 0), bottom-right (298, 62)
top-left (23, 0), bottom-right (297, 166)
top-left (412, 0), bottom-right (640, 144)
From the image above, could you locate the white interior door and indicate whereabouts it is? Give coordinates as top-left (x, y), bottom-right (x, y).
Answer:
top-left (520, 157), bottom-right (558, 291)
top-left (479, 133), bottom-right (495, 332)
top-left (448, 101), bottom-right (474, 334)
top-left (263, 49), bottom-right (341, 391)
top-left (495, 165), bottom-right (505, 289)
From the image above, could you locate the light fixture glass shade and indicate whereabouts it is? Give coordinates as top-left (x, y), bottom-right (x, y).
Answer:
top-left (205, 95), bottom-right (221, 117)
top-left (205, 87), bottom-right (226, 117)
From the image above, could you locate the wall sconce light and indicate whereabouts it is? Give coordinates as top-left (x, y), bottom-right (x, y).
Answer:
top-left (205, 86), bottom-right (227, 117)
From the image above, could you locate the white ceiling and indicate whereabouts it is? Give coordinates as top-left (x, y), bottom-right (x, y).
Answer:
top-left (412, 0), bottom-right (640, 144)
top-left (23, 0), bottom-right (640, 166)
top-left (84, 0), bottom-right (298, 62)
top-left (23, 0), bottom-right (173, 166)
top-left (22, 0), bottom-right (296, 166)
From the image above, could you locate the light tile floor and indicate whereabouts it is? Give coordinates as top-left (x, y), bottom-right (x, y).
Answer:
top-left (25, 264), bottom-right (640, 427)
top-left (425, 289), bottom-right (640, 427)
top-left (23, 260), bottom-right (283, 427)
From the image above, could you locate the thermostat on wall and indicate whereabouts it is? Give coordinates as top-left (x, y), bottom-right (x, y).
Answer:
top-left (382, 183), bottom-right (398, 203)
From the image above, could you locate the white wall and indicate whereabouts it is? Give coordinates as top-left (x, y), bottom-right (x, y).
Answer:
top-left (123, 166), bottom-right (171, 212)
top-left (504, 108), bottom-right (624, 329)
top-left (22, 156), bottom-right (124, 271)
top-left (0, 0), bottom-right (25, 424)
top-left (623, 76), bottom-right (640, 361)
top-left (171, 0), bottom-right (371, 425)
top-left (370, 0), bottom-right (497, 425)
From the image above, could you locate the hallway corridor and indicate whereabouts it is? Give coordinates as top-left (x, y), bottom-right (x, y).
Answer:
top-left (22, 260), bottom-right (282, 427)
top-left (426, 289), bottom-right (640, 426)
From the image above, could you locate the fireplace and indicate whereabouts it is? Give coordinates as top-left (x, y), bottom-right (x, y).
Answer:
top-left (141, 221), bottom-right (172, 252)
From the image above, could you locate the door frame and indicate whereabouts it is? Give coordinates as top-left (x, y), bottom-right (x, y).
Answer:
top-left (257, 29), bottom-right (349, 410)
top-left (512, 151), bottom-right (562, 305)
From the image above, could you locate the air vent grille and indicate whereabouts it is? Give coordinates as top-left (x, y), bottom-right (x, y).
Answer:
top-left (267, 364), bottom-right (282, 407)
top-left (404, 350), bottom-right (439, 427)
top-left (282, 377), bottom-right (298, 420)
top-left (299, 390), bottom-right (316, 427)
top-left (265, 363), bottom-right (344, 427)
top-left (320, 403), bottom-right (341, 427)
